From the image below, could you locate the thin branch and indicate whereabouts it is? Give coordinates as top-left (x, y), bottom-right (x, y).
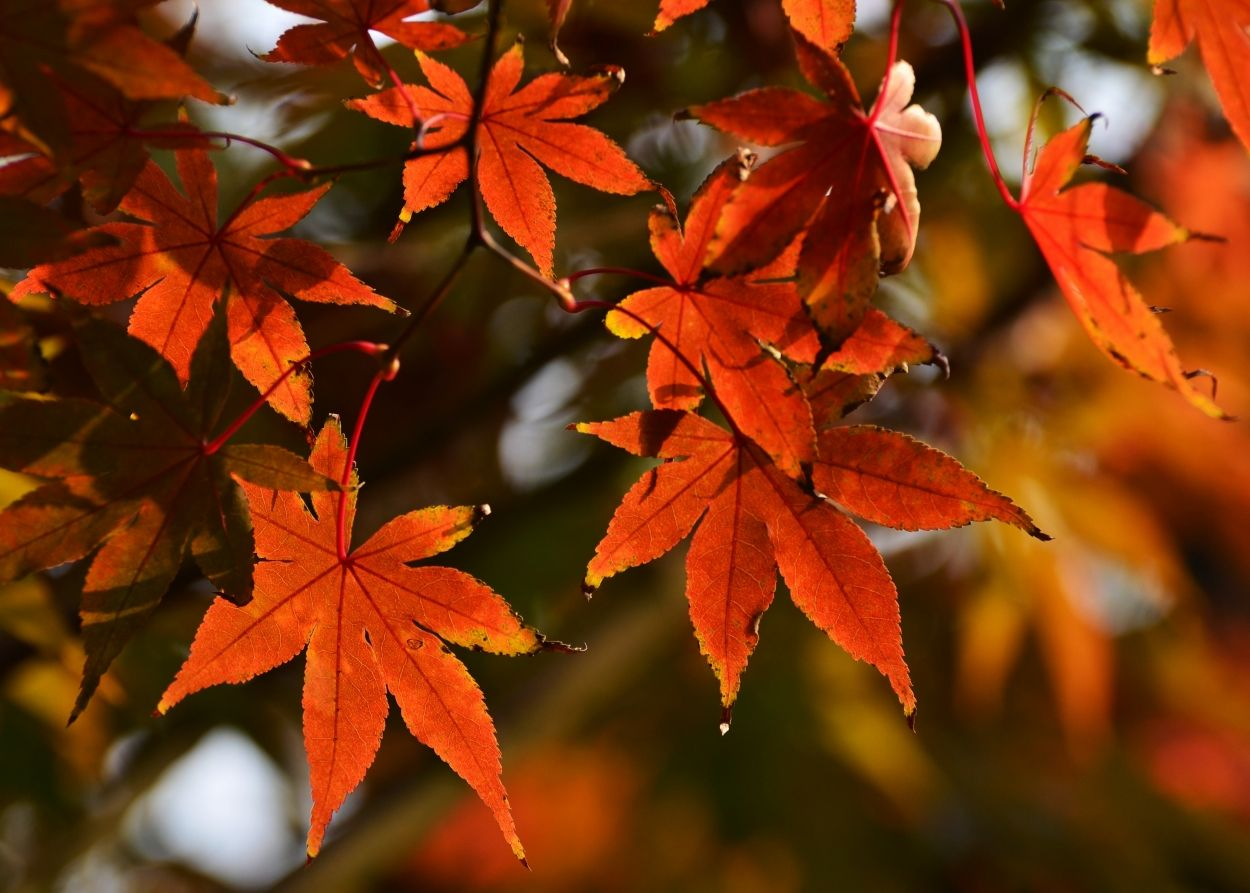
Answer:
top-left (931, 0), bottom-right (1019, 209)
top-left (203, 340), bottom-right (388, 455)
top-left (336, 362), bottom-right (398, 560)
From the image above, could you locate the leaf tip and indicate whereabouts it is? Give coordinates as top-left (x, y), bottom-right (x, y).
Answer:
top-left (538, 633), bottom-right (587, 654)
top-left (719, 704), bottom-right (733, 736)
top-left (473, 503), bottom-right (492, 523)
top-left (581, 575), bottom-right (599, 600)
top-left (906, 707), bottom-right (917, 733)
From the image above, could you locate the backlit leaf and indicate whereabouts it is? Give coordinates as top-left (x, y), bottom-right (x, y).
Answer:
top-left (689, 37), bottom-right (939, 342)
top-left (12, 148), bottom-right (398, 423)
top-left (1016, 117), bottom-right (1225, 418)
top-left (160, 418), bottom-right (550, 859)
top-left (1149, 0), bottom-right (1250, 155)
top-left (348, 44), bottom-right (651, 276)
top-left (263, 0), bottom-right (468, 87)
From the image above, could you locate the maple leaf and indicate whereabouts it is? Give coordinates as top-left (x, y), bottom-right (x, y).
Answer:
top-left (262, 0), bottom-right (468, 87)
top-left (1016, 116), bottom-right (1227, 418)
top-left (0, 72), bottom-right (206, 214)
top-left (689, 36), bottom-right (940, 342)
top-left (605, 153), bottom-right (821, 476)
top-left (577, 410), bottom-right (1044, 721)
top-left (0, 0), bottom-right (225, 150)
top-left (797, 307), bottom-right (944, 427)
top-left (1149, 0), bottom-right (1250, 155)
top-left (815, 307), bottom-right (943, 376)
top-left (159, 418), bottom-right (553, 859)
top-left (12, 147), bottom-right (398, 424)
top-left (347, 44), bottom-right (651, 276)
top-left (0, 316), bottom-right (334, 718)
top-left (652, 0), bottom-right (856, 51)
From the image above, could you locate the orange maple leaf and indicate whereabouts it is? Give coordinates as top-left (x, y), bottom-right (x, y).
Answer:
top-left (159, 418), bottom-right (555, 859)
top-left (347, 44), bottom-right (651, 276)
top-left (605, 154), bottom-right (821, 477)
top-left (653, 0), bottom-right (856, 51)
top-left (262, 0), bottom-right (468, 87)
top-left (577, 410), bottom-right (1044, 722)
top-left (1016, 116), bottom-right (1226, 418)
top-left (1149, 0), bottom-right (1250, 155)
top-left (12, 147), bottom-right (398, 424)
top-left (689, 36), bottom-right (940, 341)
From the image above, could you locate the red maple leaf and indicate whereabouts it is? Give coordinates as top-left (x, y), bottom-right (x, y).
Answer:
top-left (689, 36), bottom-right (940, 342)
top-left (347, 44), bottom-right (651, 276)
top-left (605, 153), bottom-right (820, 476)
top-left (12, 147), bottom-right (398, 423)
top-left (1015, 115), bottom-right (1226, 418)
top-left (577, 409), bottom-right (1044, 722)
top-left (262, 0), bottom-right (468, 87)
top-left (0, 316), bottom-right (333, 717)
top-left (1149, 0), bottom-right (1250, 155)
top-left (159, 418), bottom-right (554, 858)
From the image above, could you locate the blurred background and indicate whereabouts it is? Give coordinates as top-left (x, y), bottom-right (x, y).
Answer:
top-left (3, 0), bottom-right (1250, 889)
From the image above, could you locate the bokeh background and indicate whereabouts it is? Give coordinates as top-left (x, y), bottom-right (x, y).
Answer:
top-left (4, 0), bottom-right (1250, 889)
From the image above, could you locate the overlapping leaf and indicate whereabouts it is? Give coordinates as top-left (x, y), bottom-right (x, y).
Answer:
top-left (653, 0), bottom-right (856, 51)
top-left (1149, 0), bottom-right (1250, 155)
top-left (605, 154), bottom-right (820, 476)
top-left (1016, 116), bottom-right (1226, 418)
top-left (797, 307), bottom-right (943, 427)
top-left (0, 317), bottom-right (332, 718)
top-left (13, 147), bottom-right (398, 423)
top-left (689, 37), bottom-right (940, 342)
top-left (0, 72), bottom-right (206, 214)
top-left (160, 418), bottom-right (551, 858)
top-left (262, 0), bottom-right (468, 87)
top-left (578, 409), bottom-right (1043, 721)
top-left (0, 0), bottom-right (224, 149)
top-left (348, 44), bottom-right (651, 276)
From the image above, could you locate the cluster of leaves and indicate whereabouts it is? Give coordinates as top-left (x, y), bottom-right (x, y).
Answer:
top-left (0, 0), bottom-right (1241, 869)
